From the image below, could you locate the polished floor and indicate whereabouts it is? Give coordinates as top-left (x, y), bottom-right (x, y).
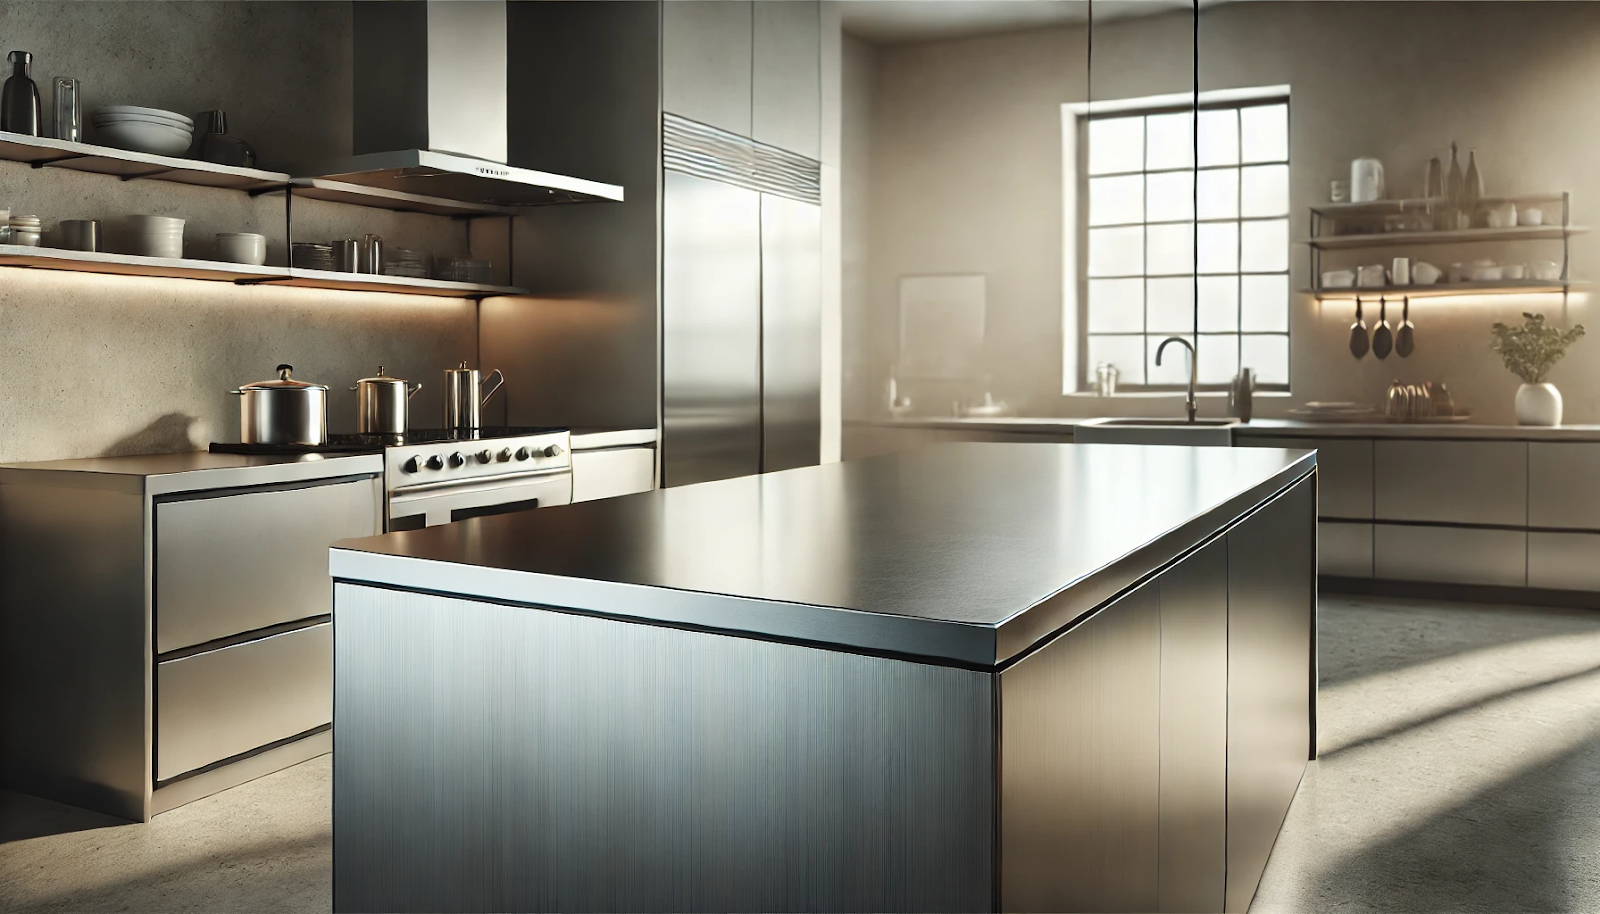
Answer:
top-left (2, 595), bottom-right (1598, 913)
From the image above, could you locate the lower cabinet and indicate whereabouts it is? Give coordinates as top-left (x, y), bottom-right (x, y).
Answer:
top-left (1372, 524), bottom-right (1527, 587)
top-left (572, 446), bottom-right (657, 503)
top-left (156, 623), bottom-right (332, 782)
top-left (1528, 531), bottom-right (1600, 591)
top-left (1319, 521), bottom-right (1373, 578)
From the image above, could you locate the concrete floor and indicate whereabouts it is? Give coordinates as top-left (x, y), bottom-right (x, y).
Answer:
top-left (2, 595), bottom-right (1598, 913)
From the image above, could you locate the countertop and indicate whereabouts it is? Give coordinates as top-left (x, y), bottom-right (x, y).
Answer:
top-left (331, 443), bottom-right (1316, 668)
top-left (568, 427), bottom-right (657, 450)
top-left (0, 451), bottom-right (384, 496)
top-left (851, 415), bottom-right (1600, 442)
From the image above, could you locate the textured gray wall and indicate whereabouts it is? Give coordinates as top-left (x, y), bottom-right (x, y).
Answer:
top-left (0, 1), bottom-right (485, 461)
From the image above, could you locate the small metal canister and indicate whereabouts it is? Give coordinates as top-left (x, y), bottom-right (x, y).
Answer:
top-left (353, 366), bottom-right (421, 435)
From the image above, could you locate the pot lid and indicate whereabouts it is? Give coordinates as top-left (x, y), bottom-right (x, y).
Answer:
top-left (356, 365), bottom-right (408, 385)
top-left (240, 364), bottom-right (328, 392)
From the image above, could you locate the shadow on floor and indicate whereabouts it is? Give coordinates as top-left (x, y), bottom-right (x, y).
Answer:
top-left (10, 834), bottom-right (331, 914)
top-left (1313, 732), bottom-right (1600, 913)
top-left (1317, 595), bottom-right (1600, 687)
top-left (0, 790), bottom-right (129, 844)
top-left (1319, 661), bottom-right (1600, 759)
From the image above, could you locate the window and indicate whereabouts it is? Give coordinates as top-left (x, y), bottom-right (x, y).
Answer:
top-left (1066, 90), bottom-right (1290, 392)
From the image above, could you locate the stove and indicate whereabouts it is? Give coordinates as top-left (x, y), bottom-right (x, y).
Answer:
top-left (211, 427), bottom-right (573, 530)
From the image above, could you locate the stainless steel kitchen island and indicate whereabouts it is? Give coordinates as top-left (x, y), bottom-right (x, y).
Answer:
top-left (330, 443), bottom-right (1317, 914)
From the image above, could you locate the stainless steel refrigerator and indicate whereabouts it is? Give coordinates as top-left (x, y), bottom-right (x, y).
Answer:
top-left (662, 115), bottom-right (822, 487)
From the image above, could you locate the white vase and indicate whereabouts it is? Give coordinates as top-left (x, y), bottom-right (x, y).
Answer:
top-left (1515, 382), bottom-right (1563, 426)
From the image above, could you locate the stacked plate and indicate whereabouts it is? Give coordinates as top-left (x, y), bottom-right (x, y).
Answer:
top-left (91, 106), bottom-right (194, 156)
top-left (436, 258), bottom-right (492, 284)
top-left (126, 215), bottom-right (184, 258)
top-left (1287, 401), bottom-right (1378, 422)
top-left (291, 242), bottom-right (334, 271)
top-left (383, 248), bottom-right (429, 279)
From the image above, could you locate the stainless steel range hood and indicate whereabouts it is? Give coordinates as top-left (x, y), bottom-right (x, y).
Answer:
top-left (304, 0), bottom-right (622, 206)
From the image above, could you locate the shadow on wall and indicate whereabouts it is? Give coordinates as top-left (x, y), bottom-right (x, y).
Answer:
top-left (100, 413), bottom-right (204, 458)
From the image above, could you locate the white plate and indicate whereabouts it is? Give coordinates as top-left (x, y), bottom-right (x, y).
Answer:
top-left (94, 105), bottom-right (193, 126)
top-left (95, 123), bottom-right (193, 156)
top-left (93, 113), bottom-right (194, 131)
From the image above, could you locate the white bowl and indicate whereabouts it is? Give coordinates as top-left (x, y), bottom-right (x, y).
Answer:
top-left (1530, 261), bottom-right (1562, 281)
top-left (1469, 265), bottom-right (1504, 282)
top-left (128, 215), bottom-right (185, 232)
top-left (95, 122), bottom-right (193, 156)
top-left (95, 105), bottom-right (193, 127)
top-left (216, 232), bottom-right (266, 266)
top-left (1320, 269), bottom-right (1355, 289)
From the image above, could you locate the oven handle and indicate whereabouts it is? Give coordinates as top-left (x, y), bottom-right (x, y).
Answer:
top-left (390, 467), bottom-right (570, 498)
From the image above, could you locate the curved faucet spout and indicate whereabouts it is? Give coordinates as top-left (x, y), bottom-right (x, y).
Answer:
top-left (1155, 337), bottom-right (1198, 423)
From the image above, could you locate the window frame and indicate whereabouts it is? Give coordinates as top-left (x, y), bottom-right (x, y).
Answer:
top-left (1061, 87), bottom-right (1292, 395)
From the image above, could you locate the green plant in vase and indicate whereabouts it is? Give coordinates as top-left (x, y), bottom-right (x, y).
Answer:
top-left (1489, 312), bottom-right (1584, 426)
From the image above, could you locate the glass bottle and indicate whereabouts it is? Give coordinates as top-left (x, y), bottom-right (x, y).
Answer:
top-left (1464, 150), bottom-right (1483, 227)
top-left (1445, 142), bottom-right (1465, 228)
top-left (1, 51), bottom-right (41, 136)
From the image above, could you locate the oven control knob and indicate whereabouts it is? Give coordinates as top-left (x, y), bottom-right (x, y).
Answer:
top-left (497, 447), bottom-right (513, 462)
top-left (448, 452), bottom-right (466, 468)
top-left (402, 456), bottom-right (421, 474)
top-left (541, 444), bottom-right (564, 458)
top-left (425, 455), bottom-right (444, 471)
top-left (476, 449), bottom-right (492, 464)
top-left (515, 446), bottom-right (532, 461)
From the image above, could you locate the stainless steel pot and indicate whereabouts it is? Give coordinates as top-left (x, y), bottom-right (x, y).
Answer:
top-left (230, 364), bottom-right (328, 445)
top-left (353, 365), bottom-right (420, 435)
top-left (442, 361), bottom-right (504, 429)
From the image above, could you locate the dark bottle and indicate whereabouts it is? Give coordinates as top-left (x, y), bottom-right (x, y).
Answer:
top-left (193, 109), bottom-right (256, 167)
top-left (2, 50), bottom-right (41, 136)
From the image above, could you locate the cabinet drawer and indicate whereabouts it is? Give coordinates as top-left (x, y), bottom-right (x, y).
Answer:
top-left (572, 447), bottom-right (657, 503)
top-left (1237, 436), bottom-right (1372, 519)
top-left (1318, 521), bottom-right (1373, 578)
top-left (1529, 443), bottom-right (1600, 530)
top-left (1374, 441), bottom-right (1526, 526)
top-left (156, 477), bottom-right (381, 653)
top-left (1529, 532), bottom-right (1600, 591)
top-left (155, 622), bottom-right (331, 782)
top-left (1373, 524), bottom-right (1526, 587)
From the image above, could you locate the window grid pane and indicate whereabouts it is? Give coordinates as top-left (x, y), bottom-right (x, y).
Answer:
top-left (1082, 95), bottom-right (1290, 392)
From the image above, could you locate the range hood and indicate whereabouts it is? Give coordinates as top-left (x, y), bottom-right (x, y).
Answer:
top-left (304, 0), bottom-right (623, 207)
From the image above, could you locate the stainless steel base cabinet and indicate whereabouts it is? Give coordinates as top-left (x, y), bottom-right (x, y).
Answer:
top-left (1373, 524), bottom-right (1527, 587)
top-left (1319, 520), bottom-right (1373, 578)
top-left (0, 452), bottom-right (381, 821)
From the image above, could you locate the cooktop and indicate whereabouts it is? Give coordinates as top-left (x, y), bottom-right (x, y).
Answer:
top-left (210, 427), bottom-right (567, 456)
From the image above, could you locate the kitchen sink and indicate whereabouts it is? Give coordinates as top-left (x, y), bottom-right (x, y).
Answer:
top-left (1073, 417), bottom-right (1240, 447)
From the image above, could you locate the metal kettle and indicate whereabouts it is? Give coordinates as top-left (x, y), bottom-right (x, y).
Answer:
top-left (352, 366), bottom-right (421, 436)
top-left (442, 361), bottom-right (504, 429)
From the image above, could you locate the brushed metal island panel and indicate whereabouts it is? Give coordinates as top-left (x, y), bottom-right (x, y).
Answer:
top-left (333, 585), bottom-right (995, 914)
top-left (1225, 479), bottom-right (1315, 912)
top-left (1000, 585), bottom-right (1161, 913)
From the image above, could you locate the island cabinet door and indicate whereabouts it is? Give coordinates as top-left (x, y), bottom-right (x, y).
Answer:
top-left (1225, 479), bottom-right (1316, 913)
top-left (1157, 539), bottom-right (1229, 913)
top-left (999, 584), bottom-right (1161, 913)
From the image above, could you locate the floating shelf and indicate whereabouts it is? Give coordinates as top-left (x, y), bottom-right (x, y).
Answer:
top-left (1302, 225), bottom-right (1587, 250)
top-left (0, 243), bottom-right (290, 282)
top-left (272, 268), bottom-right (526, 299)
top-left (284, 178), bottom-right (520, 217)
top-left (0, 131), bottom-right (290, 192)
top-left (1305, 281), bottom-right (1586, 300)
top-left (1309, 193), bottom-right (1568, 219)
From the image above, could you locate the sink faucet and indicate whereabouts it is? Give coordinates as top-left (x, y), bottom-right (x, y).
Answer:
top-left (1155, 337), bottom-right (1198, 423)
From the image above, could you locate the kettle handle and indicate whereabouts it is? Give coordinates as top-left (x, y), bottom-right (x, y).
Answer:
top-left (407, 381), bottom-right (422, 399)
top-left (479, 369), bottom-right (504, 406)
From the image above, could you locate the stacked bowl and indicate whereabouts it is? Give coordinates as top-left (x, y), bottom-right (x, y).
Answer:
top-left (126, 215), bottom-right (184, 258)
top-left (91, 106), bottom-right (194, 156)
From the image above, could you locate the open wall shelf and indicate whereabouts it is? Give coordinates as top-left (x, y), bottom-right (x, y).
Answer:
top-left (0, 245), bottom-right (527, 299)
top-left (1304, 280), bottom-right (1586, 300)
top-left (0, 131), bottom-right (290, 191)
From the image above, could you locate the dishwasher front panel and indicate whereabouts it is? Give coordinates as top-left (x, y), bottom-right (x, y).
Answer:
top-left (155, 476), bottom-right (382, 653)
top-left (155, 622), bottom-right (331, 783)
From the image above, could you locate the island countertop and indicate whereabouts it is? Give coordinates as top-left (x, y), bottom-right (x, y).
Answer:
top-left (331, 442), bottom-right (1315, 667)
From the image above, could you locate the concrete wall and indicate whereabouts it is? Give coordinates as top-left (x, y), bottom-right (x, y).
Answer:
top-left (855, 1), bottom-right (1600, 424)
top-left (0, 1), bottom-right (481, 462)
top-left (841, 34), bottom-right (878, 419)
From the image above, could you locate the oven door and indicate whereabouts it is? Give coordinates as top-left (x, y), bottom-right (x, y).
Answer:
top-left (387, 469), bottom-right (572, 530)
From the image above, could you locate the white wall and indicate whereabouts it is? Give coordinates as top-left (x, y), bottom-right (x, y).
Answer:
top-left (854, 1), bottom-right (1600, 424)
